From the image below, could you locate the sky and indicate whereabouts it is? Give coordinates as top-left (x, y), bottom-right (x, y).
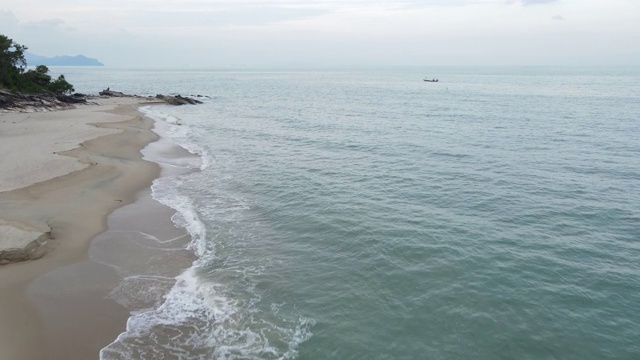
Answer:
top-left (0, 0), bottom-right (639, 67)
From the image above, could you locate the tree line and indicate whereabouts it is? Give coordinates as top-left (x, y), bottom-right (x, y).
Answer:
top-left (0, 34), bottom-right (74, 94)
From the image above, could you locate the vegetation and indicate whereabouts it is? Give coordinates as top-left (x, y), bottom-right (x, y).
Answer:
top-left (0, 34), bottom-right (74, 94)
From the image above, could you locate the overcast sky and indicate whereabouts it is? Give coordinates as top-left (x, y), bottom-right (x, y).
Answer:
top-left (1, 0), bottom-right (638, 67)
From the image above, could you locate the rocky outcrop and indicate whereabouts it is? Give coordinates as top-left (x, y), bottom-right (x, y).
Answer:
top-left (155, 94), bottom-right (203, 106)
top-left (0, 88), bottom-right (205, 112)
top-left (0, 90), bottom-right (88, 112)
top-left (0, 220), bottom-right (52, 265)
top-left (99, 88), bottom-right (128, 97)
top-left (98, 88), bottom-right (204, 106)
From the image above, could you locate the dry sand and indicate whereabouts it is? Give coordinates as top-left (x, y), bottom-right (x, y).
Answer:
top-left (0, 98), bottom-right (166, 360)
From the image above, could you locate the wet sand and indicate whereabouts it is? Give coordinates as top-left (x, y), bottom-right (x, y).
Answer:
top-left (0, 99), bottom-right (193, 360)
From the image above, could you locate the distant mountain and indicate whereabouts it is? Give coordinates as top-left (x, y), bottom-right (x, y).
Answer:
top-left (25, 52), bottom-right (104, 66)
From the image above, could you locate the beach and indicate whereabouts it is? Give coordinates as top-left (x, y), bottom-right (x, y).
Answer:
top-left (0, 98), bottom-right (181, 360)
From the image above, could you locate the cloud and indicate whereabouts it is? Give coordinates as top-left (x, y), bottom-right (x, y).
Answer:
top-left (125, 6), bottom-right (331, 29)
top-left (522, 0), bottom-right (557, 5)
top-left (504, 0), bottom-right (558, 5)
top-left (0, 10), bottom-right (20, 29)
top-left (3, 0), bottom-right (639, 68)
top-left (0, 11), bottom-right (72, 36)
top-left (0, 12), bottom-right (89, 57)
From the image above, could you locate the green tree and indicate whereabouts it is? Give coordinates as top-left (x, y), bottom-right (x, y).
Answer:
top-left (1, 34), bottom-right (75, 94)
top-left (0, 34), bottom-right (27, 91)
top-left (20, 65), bottom-right (52, 92)
top-left (48, 74), bottom-right (75, 94)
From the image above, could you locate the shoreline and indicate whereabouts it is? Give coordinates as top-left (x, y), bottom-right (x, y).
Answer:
top-left (0, 98), bottom-right (172, 359)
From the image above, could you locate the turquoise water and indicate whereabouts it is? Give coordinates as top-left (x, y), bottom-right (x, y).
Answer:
top-left (66, 67), bottom-right (640, 359)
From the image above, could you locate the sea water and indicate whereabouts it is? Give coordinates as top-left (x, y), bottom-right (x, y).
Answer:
top-left (62, 67), bottom-right (640, 359)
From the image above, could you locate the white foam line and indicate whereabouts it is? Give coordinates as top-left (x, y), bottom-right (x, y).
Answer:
top-left (141, 104), bottom-right (211, 171)
top-left (121, 274), bottom-right (176, 282)
top-left (106, 229), bottom-right (190, 245)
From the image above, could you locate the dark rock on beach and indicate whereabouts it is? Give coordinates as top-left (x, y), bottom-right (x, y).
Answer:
top-left (0, 88), bottom-right (205, 112)
top-left (0, 90), bottom-right (87, 112)
top-left (155, 94), bottom-right (203, 106)
top-left (99, 88), bottom-right (203, 106)
top-left (56, 94), bottom-right (88, 104)
top-left (99, 88), bottom-right (128, 97)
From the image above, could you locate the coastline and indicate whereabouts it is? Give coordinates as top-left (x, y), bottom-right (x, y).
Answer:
top-left (0, 98), bottom-right (172, 360)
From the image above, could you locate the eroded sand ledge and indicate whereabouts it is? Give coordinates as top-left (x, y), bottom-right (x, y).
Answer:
top-left (0, 98), bottom-right (162, 359)
top-left (0, 220), bottom-right (52, 264)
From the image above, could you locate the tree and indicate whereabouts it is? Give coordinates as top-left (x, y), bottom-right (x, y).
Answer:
top-left (48, 74), bottom-right (75, 94)
top-left (0, 34), bottom-right (27, 90)
top-left (20, 65), bottom-right (51, 90)
top-left (0, 34), bottom-right (75, 94)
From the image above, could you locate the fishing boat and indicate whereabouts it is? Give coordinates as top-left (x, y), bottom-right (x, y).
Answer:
top-left (424, 78), bottom-right (439, 82)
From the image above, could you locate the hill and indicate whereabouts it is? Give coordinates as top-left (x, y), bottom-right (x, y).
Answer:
top-left (25, 52), bottom-right (104, 66)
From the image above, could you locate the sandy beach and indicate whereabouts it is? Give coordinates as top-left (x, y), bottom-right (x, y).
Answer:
top-left (0, 98), bottom-right (183, 360)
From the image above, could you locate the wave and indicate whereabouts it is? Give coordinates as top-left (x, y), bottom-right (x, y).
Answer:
top-left (140, 105), bottom-right (212, 171)
top-left (100, 105), bottom-right (313, 360)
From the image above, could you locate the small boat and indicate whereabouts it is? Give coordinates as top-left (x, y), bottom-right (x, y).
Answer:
top-left (424, 78), bottom-right (439, 82)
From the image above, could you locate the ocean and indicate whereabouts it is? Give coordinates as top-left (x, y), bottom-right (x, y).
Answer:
top-left (62, 66), bottom-right (640, 359)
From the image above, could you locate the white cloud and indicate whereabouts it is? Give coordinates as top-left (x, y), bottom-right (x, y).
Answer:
top-left (521, 0), bottom-right (557, 5)
top-left (0, 10), bottom-right (19, 28)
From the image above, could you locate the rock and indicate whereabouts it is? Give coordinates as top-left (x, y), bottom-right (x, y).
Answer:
top-left (155, 94), bottom-right (203, 106)
top-left (1, 89), bottom-right (202, 112)
top-left (99, 89), bottom-right (128, 97)
top-left (56, 94), bottom-right (87, 104)
top-left (0, 221), bottom-right (52, 265)
top-left (0, 91), bottom-right (84, 112)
